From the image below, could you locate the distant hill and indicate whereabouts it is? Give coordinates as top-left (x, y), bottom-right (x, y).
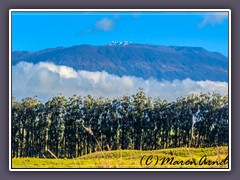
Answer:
top-left (12, 44), bottom-right (228, 82)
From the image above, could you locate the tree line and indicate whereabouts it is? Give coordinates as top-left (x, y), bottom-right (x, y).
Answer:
top-left (11, 91), bottom-right (229, 158)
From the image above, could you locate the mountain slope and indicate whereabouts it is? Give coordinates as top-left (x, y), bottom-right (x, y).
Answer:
top-left (12, 44), bottom-right (228, 82)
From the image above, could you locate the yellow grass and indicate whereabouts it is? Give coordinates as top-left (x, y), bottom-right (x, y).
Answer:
top-left (12, 146), bottom-right (228, 169)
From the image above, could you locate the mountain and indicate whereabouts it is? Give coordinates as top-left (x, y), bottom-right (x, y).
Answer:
top-left (12, 44), bottom-right (228, 82)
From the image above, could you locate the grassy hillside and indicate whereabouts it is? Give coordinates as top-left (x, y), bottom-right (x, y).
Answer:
top-left (12, 146), bottom-right (228, 169)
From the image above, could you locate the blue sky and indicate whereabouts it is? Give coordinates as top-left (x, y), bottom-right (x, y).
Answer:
top-left (12, 11), bottom-right (229, 56)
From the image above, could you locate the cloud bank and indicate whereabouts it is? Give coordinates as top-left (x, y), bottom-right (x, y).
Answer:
top-left (12, 62), bottom-right (228, 101)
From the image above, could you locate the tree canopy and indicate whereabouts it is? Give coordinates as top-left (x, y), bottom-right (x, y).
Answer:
top-left (11, 92), bottom-right (229, 158)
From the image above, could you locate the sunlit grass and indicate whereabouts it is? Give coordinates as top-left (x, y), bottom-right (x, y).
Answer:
top-left (12, 146), bottom-right (228, 169)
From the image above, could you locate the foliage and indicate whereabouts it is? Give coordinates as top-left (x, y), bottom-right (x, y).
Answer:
top-left (11, 91), bottom-right (228, 158)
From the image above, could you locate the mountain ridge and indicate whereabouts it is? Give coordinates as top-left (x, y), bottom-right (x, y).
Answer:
top-left (12, 44), bottom-right (228, 82)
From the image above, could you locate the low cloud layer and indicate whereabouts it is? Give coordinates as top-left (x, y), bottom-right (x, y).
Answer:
top-left (12, 62), bottom-right (228, 101)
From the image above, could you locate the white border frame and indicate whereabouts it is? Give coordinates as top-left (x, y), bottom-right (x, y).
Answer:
top-left (9, 9), bottom-right (231, 172)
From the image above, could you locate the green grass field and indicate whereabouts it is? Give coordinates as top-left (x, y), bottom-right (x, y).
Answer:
top-left (12, 146), bottom-right (228, 169)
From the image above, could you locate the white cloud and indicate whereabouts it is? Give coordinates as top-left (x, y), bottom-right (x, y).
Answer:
top-left (12, 62), bottom-right (228, 101)
top-left (198, 12), bottom-right (228, 28)
top-left (95, 17), bottom-right (114, 31)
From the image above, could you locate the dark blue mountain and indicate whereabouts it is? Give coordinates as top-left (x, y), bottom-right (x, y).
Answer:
top-left (12, 44), bottom-right (228, 82)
